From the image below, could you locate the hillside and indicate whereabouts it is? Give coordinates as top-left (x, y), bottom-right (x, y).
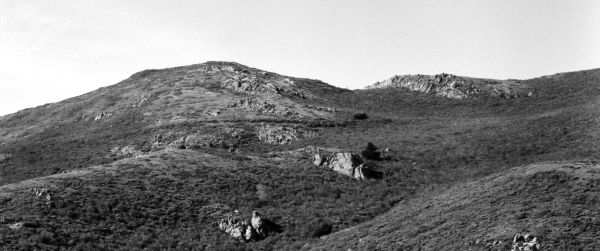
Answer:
top-left (1, 63), bottom-right (599, 250)
top-left (307, 161), bottom-right (600, 250)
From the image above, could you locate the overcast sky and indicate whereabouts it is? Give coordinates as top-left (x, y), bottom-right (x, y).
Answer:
top-left (1, 0), bottom-right (599, 116)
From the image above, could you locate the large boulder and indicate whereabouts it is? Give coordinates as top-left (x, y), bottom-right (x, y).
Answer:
top-left (512, 233), bottom-right (541, 251)
top-left (313, 152), bottom-right (382, 180)
top-left (218, 217), bottom-right (256, 241)
top-left (218, 211), bottom-right (281, 242)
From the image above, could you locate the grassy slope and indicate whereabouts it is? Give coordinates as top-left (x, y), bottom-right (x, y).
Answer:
top-left (0, 149), bottom-right (432, 250)
top-left (307, 161), bottom-right (600, 250)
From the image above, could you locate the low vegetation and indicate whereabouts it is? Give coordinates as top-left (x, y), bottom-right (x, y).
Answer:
top-left (1, 63), bottom-right (599, 249)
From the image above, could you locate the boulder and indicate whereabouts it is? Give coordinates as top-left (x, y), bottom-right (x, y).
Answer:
top-left (8, 222), bottom-right (23, 230)
top-left (218, 211), bottom-right (280, 242)
top-left (512, 233), bottom-right (541, 251)
top-left (313, 152), bottom-right (382, 180)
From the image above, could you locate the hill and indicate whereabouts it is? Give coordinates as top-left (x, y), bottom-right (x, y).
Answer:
top-left (0, 61), bottom-right (348, 185)
top-left (1, 63), bottom-right (599, 250)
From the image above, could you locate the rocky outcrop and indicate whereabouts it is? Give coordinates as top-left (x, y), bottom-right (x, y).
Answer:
top-left (110, 145), bottom-right (144, 158)
top-left (228, 98), bottom-right (299, 117)
top-left (313, 152), bottom-right (382, 180)
top-left (367, 73), bottom-right (531, 99)
top-left (218, 211), bottom-right (279, 242)
top-left (512, 233), bottom-right (541, 251)
top-left (200, 62), bottom-right (309, 99)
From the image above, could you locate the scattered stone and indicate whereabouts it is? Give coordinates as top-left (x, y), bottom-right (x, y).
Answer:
top-left (313, 152), bottom-right (382, 180)
top-left (512, 233), bottom-right (541, 251)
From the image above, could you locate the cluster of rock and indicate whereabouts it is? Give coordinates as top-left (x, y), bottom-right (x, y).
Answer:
top-left (512, 233), bottom-right (541, 251)
top-left (367, 73), bottom-right (532, 99)
top-left (218, 211), bottom-right (273, 242)
top-left (313, 152), bottom-right (382, 180)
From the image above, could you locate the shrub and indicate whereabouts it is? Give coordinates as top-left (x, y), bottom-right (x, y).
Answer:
top-left (361, 142), bottom-right (381, 160)
top-left (353, 113), bottom-right (368, 120)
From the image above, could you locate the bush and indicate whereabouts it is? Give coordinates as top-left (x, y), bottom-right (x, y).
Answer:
top-left (361, 142), bottom-right (381, 160)
top-left (353, 113), bottom-right (368, 120)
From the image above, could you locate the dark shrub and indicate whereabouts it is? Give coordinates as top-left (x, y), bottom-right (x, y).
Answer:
top-left (361, 142), bottom-right (381, 160)
top-left (353, 113), bottom-right (368, 120)
top-left (303, 221), bottom-right (333, 238)
top-left (312, 223), bottom-right (333, 238)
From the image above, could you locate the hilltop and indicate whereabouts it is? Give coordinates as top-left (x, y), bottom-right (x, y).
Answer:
top-left (366, 73), bottom-right (532, 99)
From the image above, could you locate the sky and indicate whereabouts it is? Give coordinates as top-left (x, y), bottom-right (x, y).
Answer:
top-left (0, 0), bottom-right (599, 116)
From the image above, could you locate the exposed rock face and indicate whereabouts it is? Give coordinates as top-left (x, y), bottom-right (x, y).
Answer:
top-left (366, 73), bottom-right (531, 99)
top-left (512, 233), bottom-right (541, 251)
top-left (313, 153), bottom-right (382, 180)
